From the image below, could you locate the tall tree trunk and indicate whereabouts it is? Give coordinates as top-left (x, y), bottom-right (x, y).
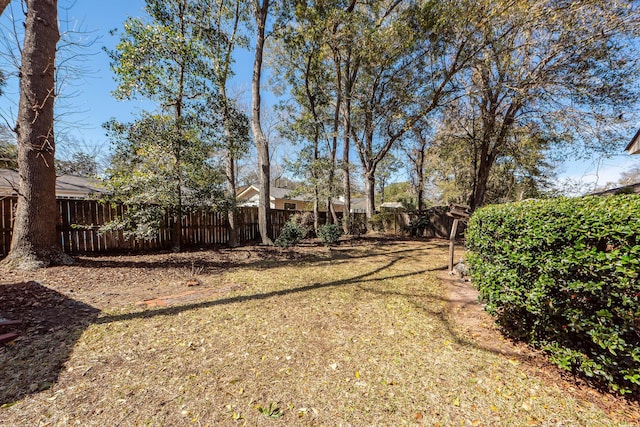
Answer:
top-left (341, 64), bottom-right (353, 234)
top-left (470, 148), bottom-right (494, 211)
top-left (2, 0), bottom-right (72, 270)
top-left (222, 96), bottom-right (238, 247)
top-left (171, 124), bottom-right (182, 252)
top-left (364, 171), bottom-right (376, 229)
top-left (416, 167), bottom-right (425, 211)
top-left (225, 148), bottom-right (238, 247)
top-left (169, 0), bottom-right (189, 253)
top-left (252, 0), bottom-right (272, 244)
top-left (414, 135), bottom-right (427, 211)
top-left (313, 188), bottom-right (319, 234)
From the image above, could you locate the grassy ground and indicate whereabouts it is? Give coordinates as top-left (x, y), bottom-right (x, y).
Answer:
top-left (0, 239), bottom-right (636, 426)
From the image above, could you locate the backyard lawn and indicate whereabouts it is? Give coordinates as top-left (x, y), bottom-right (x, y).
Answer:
top-left (1, 238), bottom-right (638, 426)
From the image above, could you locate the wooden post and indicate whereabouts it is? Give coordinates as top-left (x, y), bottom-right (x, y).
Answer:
top-left (448, 218), bottom-right (459, 273)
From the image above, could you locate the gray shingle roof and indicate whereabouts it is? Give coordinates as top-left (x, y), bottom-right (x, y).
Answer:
top-left (0, 169), bottom-right (104, 199)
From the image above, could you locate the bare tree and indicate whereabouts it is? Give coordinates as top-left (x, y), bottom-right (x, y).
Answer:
top-left (446, 0), bottom-right (640, 210)
top-left (403, 124), bottom-right (431, 211)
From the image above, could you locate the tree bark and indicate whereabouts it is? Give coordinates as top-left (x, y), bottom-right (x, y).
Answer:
top-left (470, 148), bottom-right (494, 211)
top-left (0, 0), bottom-right (10, 17)
top-left (341, 74), bottom-right (352, 234)
top-left (225, 147), bottom-right (238, 247)
top-left (252, 0), bottom-right (272, 244)
top-left (412, 129), bottom-right (428, 211)
top-left (223, 96), bottom-right (239, 247)
top-left (364, 172), bottom-right (376, 226)
top-left (416, 150), bottom-right (425, 211)
top-left (2, 0), bottom-right (72, 270)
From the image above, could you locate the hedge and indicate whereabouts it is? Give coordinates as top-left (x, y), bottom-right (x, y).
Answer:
top-left (466, 196), bottom-right (640, 395)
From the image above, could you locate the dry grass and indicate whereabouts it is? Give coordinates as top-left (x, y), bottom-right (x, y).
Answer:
top-left (0, 239), bottom-right (637, 426)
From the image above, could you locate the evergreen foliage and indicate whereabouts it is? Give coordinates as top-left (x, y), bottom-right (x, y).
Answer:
top-left (467, 196), bottom-right (640, 394)
top-left (274, 215), bottom-right (309, 248)
top-left (317, 223), bottom-right (342, 246)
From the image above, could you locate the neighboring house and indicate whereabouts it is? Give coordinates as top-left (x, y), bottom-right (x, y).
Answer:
top-left (237, 185), bottom-right (312, 210)
top-left (591, 182), bottom-right (640, 196)
top-left (350, 197), bottom-right (367, 214)
top-left (0, 169), bottom-right (104, 199)
top-left (380, 201), bottom-right (404, 210)
top-left (237, 185), bottom-right (347, 212)
top-left (625, 128), bottom-right (640, 155)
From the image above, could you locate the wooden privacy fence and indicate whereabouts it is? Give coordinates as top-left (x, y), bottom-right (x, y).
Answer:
top-left (383, 207), bottom-right (466, 239)
top-left (1, 197), bottom-right (455, 259)
top-left (0, 197), bottom-right (302, 259)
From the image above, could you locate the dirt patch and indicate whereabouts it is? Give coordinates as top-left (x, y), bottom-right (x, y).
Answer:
top-left (440, 271), bottom-right (640, 424)
top-left (135, 283), bottom-right (245, 308)
top-left (0, 243), bottom-right (335, 310)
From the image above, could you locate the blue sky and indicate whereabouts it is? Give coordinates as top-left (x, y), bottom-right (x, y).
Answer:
top-left (0, 0), bottom-right (257, 160)
top-left (1, 1), bottom-right (638, 191)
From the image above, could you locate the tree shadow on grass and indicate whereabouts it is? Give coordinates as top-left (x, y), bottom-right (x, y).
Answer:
top-left (0, 281), bottom-right (99, 406)
top-left (96, 255), bottom-right (448, 325)
top-left (72, 241), bottom-right (438, 275)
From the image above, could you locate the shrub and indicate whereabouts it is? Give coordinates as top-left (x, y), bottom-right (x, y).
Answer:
top-left (407, 215), bottom-right (430, 236)
top-left (466, 196), bottom-right (640, 395)
top-left (274, 215), bottom-right (308, 248)
top-left (317, 224), bottom-right (342, 245)
top-left (369, 212), bottom-right (394, 232)
top-left (346, 214), bottom-right (367, 236)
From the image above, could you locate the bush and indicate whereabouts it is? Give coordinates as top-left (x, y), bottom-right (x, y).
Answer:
top-left (274, 215), bottom-right (309, 248)
top-left (407, 215), bottom-right (430, 236)
top-left (466, 196), bottom-right (640, 395)
top-left (369, 212), bottom-right (394, 232)
top-left (317, 224), bottom-right (342, 245)
top-left (346, 214), bottom-right (367, 236)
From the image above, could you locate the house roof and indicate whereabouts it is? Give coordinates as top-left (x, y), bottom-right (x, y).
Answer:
top-left (380, 202), bottom-right (404, 209)
top-left (590, 182), bottom-right (640, 196)
top-left (236, 185), bottom-right (311, 202)
top-left (625, 128), bottom-right (640, 155)
top-left (0, 169), bottom-right (104, 199)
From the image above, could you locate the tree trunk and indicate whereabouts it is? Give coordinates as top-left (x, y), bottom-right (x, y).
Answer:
top-left (416, 146), bottom-right (425, 211)
top-left (341, 76), bottom-right (353, 234)
top-left (222, 96), bottom-right (239, 247)
top-left (171, 134), bottom-right (182, 252)
top-left (313, 188), bottom-right (319, 234)
top-left (470, 149), bottom-right (494, 211)
top-left (252, 0), bottom-right (272, 245)
top-left (0, 0), bottom-right (10, 17)
top-left (225, 149), bottom-right (238, 247)
top-left (328, 199), bottom-right (338, 225)
top-left (364, 172), bottom-right (376, 231)
top-left (2, 0), bottom-right (72, 270)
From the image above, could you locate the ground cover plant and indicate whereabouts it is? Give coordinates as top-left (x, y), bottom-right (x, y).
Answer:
top-left (1, 238), bottom-right (638, 425)
top-left (466, 196), bottom-right (640, 395)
